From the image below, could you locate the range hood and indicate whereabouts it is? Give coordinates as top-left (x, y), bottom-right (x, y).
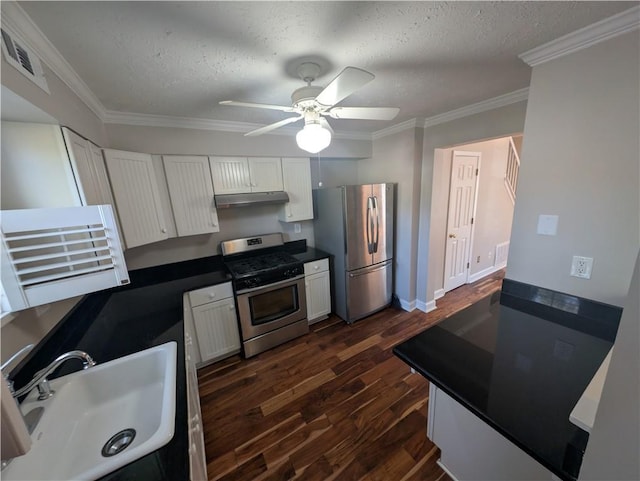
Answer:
top-left (214, 191), bottom-right (290, 208)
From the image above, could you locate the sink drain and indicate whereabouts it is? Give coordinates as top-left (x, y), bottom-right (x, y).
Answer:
top-left (101, 428), bottom-right (136, 457)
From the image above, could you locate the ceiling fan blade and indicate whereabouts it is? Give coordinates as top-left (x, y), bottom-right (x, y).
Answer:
top-left (327, 106), bottom-right (400, 121)
top-left (244, 116), bottom-right (303, 137)
top-left (315, 67), bottom-right (375, 107)
top-left (220, 100), bottom-right (294, 112)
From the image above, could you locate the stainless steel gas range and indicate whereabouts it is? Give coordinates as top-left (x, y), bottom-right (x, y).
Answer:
top-left (221, 233), bottom-right (308, 358)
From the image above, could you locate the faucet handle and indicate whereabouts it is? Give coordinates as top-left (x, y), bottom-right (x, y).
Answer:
top-left (1, 344), bottom-right (34, 372)
top-left (2, 344), bottom-right (34, 396)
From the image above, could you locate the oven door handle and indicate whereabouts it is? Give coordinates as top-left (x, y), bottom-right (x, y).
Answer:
top-left (235, 274), bottom-right (305, 295)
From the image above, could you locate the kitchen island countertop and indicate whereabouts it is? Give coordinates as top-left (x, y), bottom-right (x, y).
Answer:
top-left (393, 280), bottom-right (622, 481)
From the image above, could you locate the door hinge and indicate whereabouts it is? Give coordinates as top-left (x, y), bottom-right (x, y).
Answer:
top-left (471, 217), bottom-right (474, 225)
top-left (467, 262), bottom-right (470, 269)
top-left (475, 168), bottom-right (479, 176)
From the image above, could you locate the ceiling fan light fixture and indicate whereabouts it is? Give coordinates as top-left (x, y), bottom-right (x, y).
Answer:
top-left (296, 122), bottom-right (331, 154)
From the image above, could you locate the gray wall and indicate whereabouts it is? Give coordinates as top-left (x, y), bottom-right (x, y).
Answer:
top-left (104, 124), bottom-right (371, 159)
top-left (417, 101), bottom-right (528, 306)
top-left (506, 32), bottom-right (639, 306)
top-left (580, 251), bottom-right (640, 480)
top-left (358, 128), bottom-right (424, 307)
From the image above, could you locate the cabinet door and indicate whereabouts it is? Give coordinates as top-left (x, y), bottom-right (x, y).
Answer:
top-left (209, 157), bottom-right (250, 194)
top-left (248, 157), bottom-right (283, 192)
top-left (163, 155), bottom-right (220, 236)
top-left (192, 297), bottom-right (241, 362)
top-left (104, 149), bottom-right (169, 248)
top-left (279, 157), bottom-right (313, 222)
top-left (62, 127), bottom-right (102, 205)
top-left (306, 270), bottom-right (331, 323)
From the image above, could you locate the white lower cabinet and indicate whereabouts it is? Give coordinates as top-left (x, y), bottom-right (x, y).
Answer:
top-left (304, 258), bottom-right (331, 324)
top-left (187, 282), bottom-right (241, 364)
top-left (428, 384), bottom-right (555, 481)
top-left (184, 311), bottom-right (207, 481)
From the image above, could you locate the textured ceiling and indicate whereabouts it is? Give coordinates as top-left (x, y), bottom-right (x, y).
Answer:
top-left (18, 1), bottom-right (633, 133)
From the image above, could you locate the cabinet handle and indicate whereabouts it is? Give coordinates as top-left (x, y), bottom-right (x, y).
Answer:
top-left (212, 222), bottom-right (217, 227)
top-left (161, 228), bottom-right (167, 234)
top-left (229, 305), bottom-right (235, 310)
top-left (208, 293), bottom-right (216, 299)
top-left (314, 265), bottom-right (319, 270)
top-left (287, 213), bottom-right (292, 218)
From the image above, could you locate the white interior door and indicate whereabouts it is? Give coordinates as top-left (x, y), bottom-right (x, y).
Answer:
top-left (443, 151), bottom-right (480, 292)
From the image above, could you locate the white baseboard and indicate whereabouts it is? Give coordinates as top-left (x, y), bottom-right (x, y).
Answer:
top-left (437, 460), bottom-right (460, 481)
top-left (468, 264), bottom-right (505, 284)
top-left (416, 300), bottom-right (437, 313)
top-left (434, 288), bottom-right (445, 300)
top-left (399, 298), bottom-right (416, 312)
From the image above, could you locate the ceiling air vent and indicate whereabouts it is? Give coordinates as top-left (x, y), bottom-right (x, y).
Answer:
top-left (1, 28), bottom-right (49, 93)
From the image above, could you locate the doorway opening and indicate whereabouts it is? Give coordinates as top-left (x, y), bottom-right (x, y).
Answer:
top-left (431, 135), bottom-right (522, 301)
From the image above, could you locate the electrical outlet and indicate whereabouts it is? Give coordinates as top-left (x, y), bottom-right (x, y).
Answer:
top-left (294, 223), bottom-right (301, 234)
top-left (476, 256), bottom-right (480, 263)
top-left (570, 256), bottom-right (593, 279)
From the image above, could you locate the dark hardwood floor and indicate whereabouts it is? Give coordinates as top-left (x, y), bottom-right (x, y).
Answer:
top-left (198, 270), bottom-right (505, 480)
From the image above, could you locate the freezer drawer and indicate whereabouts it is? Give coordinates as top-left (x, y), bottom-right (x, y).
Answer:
top-left (345, 259), bottom-right (393, 323)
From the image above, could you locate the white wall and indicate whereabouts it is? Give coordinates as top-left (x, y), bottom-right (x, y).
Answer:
top-left (358, 128), bottom-right (424, 307)
top-left (430, 138), bottom-right (515, 295)
top-left (506, 32), bottom-right (639, 306)
top-left (579, 250), bottom-right (639, 480)
top-left (1, 122), bottom-right (81, 209)
top-left (417, 101), bottom-right (528, 306)
top-left (1, 56), bottom-right (106, 145)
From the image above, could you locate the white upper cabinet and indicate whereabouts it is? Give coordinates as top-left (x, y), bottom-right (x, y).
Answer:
top-left (62, 127), bottom-right (102, 205)
top-left (103, 149), bottom-right (169, 248)
top-left (247, 157), bottom-right (283, 192)
top-left (209, 156), bottom-right (283, 194)
top-left (162, 155), bottom-right (220, 236)
top-left (279, 157), bottom-right (313, 222)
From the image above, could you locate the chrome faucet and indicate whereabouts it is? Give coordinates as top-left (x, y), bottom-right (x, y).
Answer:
top-left (11, 350), bottom-right (96, 400)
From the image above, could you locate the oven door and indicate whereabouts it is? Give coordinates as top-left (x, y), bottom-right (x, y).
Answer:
top-left (236, 275), bottom-right (307, 340)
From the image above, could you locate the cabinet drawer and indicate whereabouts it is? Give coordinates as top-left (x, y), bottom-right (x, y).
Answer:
top-left (188, 282), bottom-right (233, 307)
top-left (304, 258), bottom-right (329, 275)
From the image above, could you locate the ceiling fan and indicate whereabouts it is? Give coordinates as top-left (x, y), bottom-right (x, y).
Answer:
top-left (219, 62), bottom-right (400, 153)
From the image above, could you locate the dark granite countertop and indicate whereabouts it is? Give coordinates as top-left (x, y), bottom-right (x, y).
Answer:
top-left (284, 239), bottom-right (331, 263)
top-left (10, 255), bottom-right (231, 481)
top-left (9, 241), bottom-right (325, 480)
top-left (393, 280), bottom-right (622, 481)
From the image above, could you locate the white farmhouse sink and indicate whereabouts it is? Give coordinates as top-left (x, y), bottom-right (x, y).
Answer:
top-left (2, 341), bottom-right (177, 481)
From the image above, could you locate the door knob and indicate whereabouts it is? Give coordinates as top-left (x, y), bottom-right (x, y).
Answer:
top-left (449, 233), bottom-right (456, 238)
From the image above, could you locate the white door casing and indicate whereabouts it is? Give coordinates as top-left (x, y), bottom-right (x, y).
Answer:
top-left (443, 151), bottom-right (480, 292)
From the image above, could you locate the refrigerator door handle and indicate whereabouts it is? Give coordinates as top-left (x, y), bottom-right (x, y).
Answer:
top-left (348, 259), bottom-right (392, 277)
top-left (366, 196), bottom-right (374, 254)
top-left (372, 196), bottom-right (380, 253)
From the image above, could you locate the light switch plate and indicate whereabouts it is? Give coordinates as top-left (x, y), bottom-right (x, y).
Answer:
top-left (537, 214), bottom-right (559, 236)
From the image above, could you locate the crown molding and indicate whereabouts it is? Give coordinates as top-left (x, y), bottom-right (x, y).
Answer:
top-left (519, 6), bottom-right (640, 67)
top-left (1, 2), bottom-right (107, 120)
top-left (422, 88), bottom-right (529, 129)
top-left (372, 118), bottom-right (421, 140)
top-left (103, 110), bottom-right (370, 140)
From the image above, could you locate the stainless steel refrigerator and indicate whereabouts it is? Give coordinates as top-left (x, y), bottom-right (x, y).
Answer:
top-left (313, 183), bottom-right (395, 323)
